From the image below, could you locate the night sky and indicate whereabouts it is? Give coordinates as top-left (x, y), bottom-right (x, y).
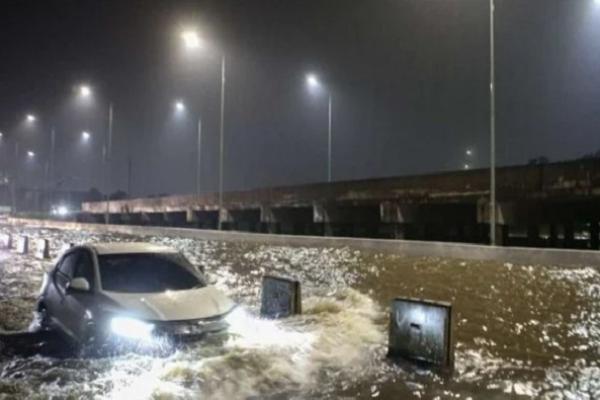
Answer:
top-left (1, 0), bottom-right (599, 197)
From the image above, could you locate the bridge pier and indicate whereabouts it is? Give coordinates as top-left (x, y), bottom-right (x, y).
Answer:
top-left (379, 202), bottom-right (417, 239)
top-left (141, 212), bottom-right (167, 226)
top-left (106, 213), bottom-right (121, 225)
top-left (563, 223), bottom-right (575, 248)
top-left (527, 225), bottom-right (541, 247)
top-left (221, 209), bottom-right (262, 232)
top-left (477, 200), bottom-right (516, 246)
top-left (314, 203), bottom-right (381, 238)
top-left (260, 206), bottom-right (317, 235)
top-left (590, 221), bottom-right (599, 250)
top-left (163, 211), bottom-right (186, 227)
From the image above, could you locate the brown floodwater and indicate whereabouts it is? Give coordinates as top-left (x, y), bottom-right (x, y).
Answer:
top-left (0, 224), bottom-right (598, 399)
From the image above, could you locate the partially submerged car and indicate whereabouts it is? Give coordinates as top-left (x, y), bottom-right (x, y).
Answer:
top-left (36, 242), bottom-right (235, 351)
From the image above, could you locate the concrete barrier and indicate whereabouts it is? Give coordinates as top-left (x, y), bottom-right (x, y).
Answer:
top-left (4, 217), bottom-right (600, 267)
top-left (35, 238), bottom-right (50, 259)
top-left (16, 236), bottom-right (29, 254)
top-left (0, 233), bottom-right (11, 249)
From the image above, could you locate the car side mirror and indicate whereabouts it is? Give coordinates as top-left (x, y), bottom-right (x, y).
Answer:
top-left (68, 277), bottom-right (90, 293)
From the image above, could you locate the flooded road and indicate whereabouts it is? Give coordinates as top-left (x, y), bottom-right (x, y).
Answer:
top-left (0, 225), bottom-right (599, 399)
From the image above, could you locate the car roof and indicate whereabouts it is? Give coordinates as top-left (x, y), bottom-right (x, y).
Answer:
top-left (88, 242), bottom-right (179, 255)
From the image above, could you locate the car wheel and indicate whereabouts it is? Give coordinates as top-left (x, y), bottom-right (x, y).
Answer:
top-left (79, 323), bottom-right (109, 357)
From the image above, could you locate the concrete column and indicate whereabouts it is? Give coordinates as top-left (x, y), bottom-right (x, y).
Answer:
top-left (527, 225), bottom-right (540, 247)
top-left (380, 202), bottom-right (417, 224)
top-left (495, 224), bottom-right (509, 246)
top-left (590, 221), bottom-right (599, 250)
top-left (564, 224), bottom-right (575, 248)
top-left (219, 209), bottom-right (233, 230)
top-left (260, 206), bottom-right (279, 233)
top-left (107, 213), bottom-right (121, 225)
top-left (141, 212), bottom-right (151, 225)
top-left (163, 212), bottom-right (186, 226)
top-left (477, 200), bottom-right (515, 245)
top-left (549, 224), bottom-right (558, 248)
top-left (141, 212), bottom-right (165, 226)
top-left (314, 203), bottom-right (336, 237)
top-left (186, 209), bottom-right (198, 224)
top-left (379, 202), bottom-right (417, 240)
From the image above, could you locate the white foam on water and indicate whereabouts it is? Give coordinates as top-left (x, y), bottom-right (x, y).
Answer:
top-left (100, 288), bottom-right (385, 399)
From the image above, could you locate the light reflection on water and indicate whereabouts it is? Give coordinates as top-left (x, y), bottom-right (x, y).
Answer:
top-left (0, 225), bottom-right (599, 399)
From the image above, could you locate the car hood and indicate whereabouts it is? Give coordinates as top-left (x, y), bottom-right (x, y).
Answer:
top-left (102, 286), bottom-right (235, 321)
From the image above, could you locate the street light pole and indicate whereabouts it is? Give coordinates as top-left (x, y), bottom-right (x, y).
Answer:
top-left (48, 127), bottom-right (56, 209)
top-left (104, 103), bottom-right (114, 225)
top-left (327, 93), bottom-right (332, 183)
top-left (306, 74), bottom-right (333, 183)
top-left (11, 141), bottom-right (19, 213)
top-left (196, 116), bottom-right (202, 196)
top-left (218, 55), bottom-right (226, 230)
top-left (489, 0), bottom-right (497, 246)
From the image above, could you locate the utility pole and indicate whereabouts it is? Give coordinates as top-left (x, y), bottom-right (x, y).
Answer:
top-left (104, 103), bottom-right (114, 224)
top-left (218, 55), bottom-right (226, 230)
top-left (489, 0), bottom-right (497, 245)
top-left (196, 117), bottom-right (202, 196)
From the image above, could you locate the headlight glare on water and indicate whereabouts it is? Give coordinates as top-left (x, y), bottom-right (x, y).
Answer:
top-left (110, 316), bottom-right (155, 341)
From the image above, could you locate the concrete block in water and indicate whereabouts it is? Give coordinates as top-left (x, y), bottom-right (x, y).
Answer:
top-left (35, 238), bottom-right (50, 259)
top-left (260, 275), bottom-right (302, 318)
top-left (388, 297), bottom-right (453, 369)
top-left (0, 233), bottom-right (11, 249)
top-left (16, 236), bottom-right (29, 254)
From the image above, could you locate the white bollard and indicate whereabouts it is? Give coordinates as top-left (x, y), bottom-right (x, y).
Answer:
top-left (0, 233), bottom-right (12, 249)
top-left (387, 297), bottom-right (453, 369)
top-left (260, 275), bottom-right (302, 319)
top-left (16, 236), bottom-right (29, 255)
top-left (35, 238), bottom-right (50, 259)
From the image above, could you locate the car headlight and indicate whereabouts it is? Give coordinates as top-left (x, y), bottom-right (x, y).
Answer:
top-left (110, 316), bottom-right (155, 341)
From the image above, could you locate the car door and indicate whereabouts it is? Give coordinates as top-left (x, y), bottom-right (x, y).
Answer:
top-left (60, 249), bottom-right (97, 341)
top-left (46, 249), bottom-right (94, 341)
top-left (45, 251), bottom-right (78, 334)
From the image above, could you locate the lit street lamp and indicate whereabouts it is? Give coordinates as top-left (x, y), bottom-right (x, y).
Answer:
top-left (175, 100), bottom-right (185, 112)
top-left (79, 85), bottom-right (92, 97)
top-left (306, 73), bottom-right (319, 88)
top-left (81, 131), bottom-right (91, 141)
top-left (27, 150), bottom-right (35, 158)
top-left (305, 73), bottom-right (333, 183)
top-left (26, 114), bottom-right (36, 123)
top-left (180, 28), bottom-right (227, 229)
top-left (181, 30), bottom-right (202, 50)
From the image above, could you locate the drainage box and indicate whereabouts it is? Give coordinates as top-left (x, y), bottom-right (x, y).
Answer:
top-left (260, 275), bottom-right (302, 319)
top-left (388, 297), bottom-right (453, 369)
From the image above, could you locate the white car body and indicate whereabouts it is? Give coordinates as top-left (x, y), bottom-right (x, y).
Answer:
top-left (37, 242), bottom-right (235, 347)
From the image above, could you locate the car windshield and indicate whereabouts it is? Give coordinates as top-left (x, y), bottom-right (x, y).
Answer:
top-left (98, 252), bottom-right (204, 293)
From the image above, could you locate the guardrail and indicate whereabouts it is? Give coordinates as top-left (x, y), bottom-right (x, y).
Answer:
top-left (3, 217), bottom-right (600, 266)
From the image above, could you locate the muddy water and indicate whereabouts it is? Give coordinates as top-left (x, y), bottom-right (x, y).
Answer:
top-left (0, 225), bottom-right (599, 399)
